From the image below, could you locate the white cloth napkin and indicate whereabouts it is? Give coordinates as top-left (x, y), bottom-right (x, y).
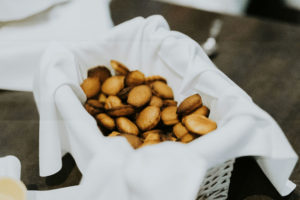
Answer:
top-left (0, 0), bottom-right (113, 91)
top-left (29, 15), bottom-right (298, 200)
top-left (0, 0), bottom-right (68, 21)
top-left (0, 156), bottom-right (21, 180)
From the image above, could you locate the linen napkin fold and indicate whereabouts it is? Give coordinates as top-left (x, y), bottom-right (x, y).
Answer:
top-left (31, 15), bottom-right (298, 199)
top-left (0, 0), bottom-right (113, 91)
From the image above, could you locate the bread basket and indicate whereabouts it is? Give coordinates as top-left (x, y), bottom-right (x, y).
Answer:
top-left (32, 15), bottom-right (297, 199)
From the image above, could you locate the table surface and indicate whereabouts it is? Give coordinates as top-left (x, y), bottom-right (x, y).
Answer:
top-left (0, 0), bottom-right (300, 199)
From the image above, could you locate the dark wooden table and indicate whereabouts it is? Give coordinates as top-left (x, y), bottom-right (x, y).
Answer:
top-left (0, 0), bottom-right (299, 199)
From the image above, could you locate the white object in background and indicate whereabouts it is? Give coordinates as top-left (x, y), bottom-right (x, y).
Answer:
top-left (202, 19), bottom-right (223, 57)
top-left (0, 156), bottom-right (21, 180)
top-left (0, 177), bottom-right (27, 200)
top-left (0, 0), bottom-right (113, 91)
top-left (29, 15), bottom-right (297, 200)
top-left (285, 0), bottom-right (300, 10)
top-left (0, 0), bottom-right (68, 22)
top-left (154, 0), bottom-right (250, 15)
top-left (0, 156), bottom-right (26, 200)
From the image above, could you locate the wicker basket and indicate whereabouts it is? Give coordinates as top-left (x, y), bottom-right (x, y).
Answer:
top-left (197, 160), bottom-right (235, 200)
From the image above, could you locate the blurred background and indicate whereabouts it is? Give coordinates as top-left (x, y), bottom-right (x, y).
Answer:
top-left (0, 0), bottom-right (299, 199)
top-left (155, 0), bottom-right (300, 24)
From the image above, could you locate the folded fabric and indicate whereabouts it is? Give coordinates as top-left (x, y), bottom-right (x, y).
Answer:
top-left (0, 156), bottom-right (21, 180)
top-left (0, 0), bottom-right (68, 21)
top-left (28, 15), bottom-right (298, 200)
top-left (0, 0), bottom-right (113, 91)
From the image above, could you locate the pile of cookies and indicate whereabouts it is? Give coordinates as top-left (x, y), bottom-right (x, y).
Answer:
top-left (81, 60), bottom-right (217, 149)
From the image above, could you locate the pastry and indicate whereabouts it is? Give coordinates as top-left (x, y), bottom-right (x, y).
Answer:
top-left (88, 66), bottom-right (111, 83)
top-left (182, 114), bottom-right (217, 135)
top-left (80, 77), bottom-right (101, 98)
top-left (102, 76), bottom-right (125, 96)
top-left (104, 96), bottom-right (123, 110)
top-left (86, 99), bottom-right (104, 109)
top-left (84, 103), bottom-right (102, 116)
top-left (151, 81), bottom-right (174, 99)
top-left (163, 99), bottom-right (177, 107)
top-left (180, 133), bottom-right (195, 143)
top-left (191, 106), bottom-right (210, 117)
top-left (96, 113), bottom-right (115, 130)
top-left (125, 70), bottom-right (145, 86)
top-left (127, 85), bottom-right (152, 107)
top-left (116, 117), bottom-right (139, 135)
top-left (98, 93), bottom-right (107, 104)
top-left (173, 122), bottom-right (189, 139)
top-left (177, 94), bottom-right (202, 115)
top-left (108, 131), bottom-right (121, 137)
top-left (142, 129), bottom-right (164, 139)
top-left (149, 96), bottom-right (163, 108)
top-left (136, 106), bottom-right (160, 131)
top-left (120, 133), bottom-right (142, 149)
top-left (161, 106), bottom-right (179, 125)
top-left (117, 87), bottom-right (132, 100)
top-left (145, 75), bottom-right (167, 84)
top-left (106, 105), bottom-right (135, 117)
top-left (111, 60), bottom-right (130, 75)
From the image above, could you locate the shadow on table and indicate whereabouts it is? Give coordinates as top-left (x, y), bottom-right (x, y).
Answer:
top-left (229, 157), bottom-right (300, 200)
top-left (45, 153), bottom-right (81, 187)
top-left (26, 153), bottom-right (82, 190)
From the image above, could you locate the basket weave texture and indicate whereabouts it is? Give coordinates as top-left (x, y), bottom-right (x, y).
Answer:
top-left (197, 159), bottom-right (235, 200)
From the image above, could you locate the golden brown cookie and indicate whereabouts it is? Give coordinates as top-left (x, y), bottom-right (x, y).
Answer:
top-left (106, 105), bottom-right (135, 117)
top-left (127, 85), bottom-right (152, 107)
top-left (117, 87), bottom-right (132, 100)
top-left (151, 81), bottom-right (174, 99)
top-left (139, 133), bottom-right (161, 148)
top-left (144, 132), bottom-right (161, 142)
top-left (177, 94), bottom-right (202, 115)
top-left (86, 99), bottom-right (104, 109)
top-left (149, 96), bottom-right (163, 108)
top-left (96, 113), bottom-right (115, 130)
top-left (160, 132), bottom-right (177, 142)
top-left (142, 129), bottom-right (164, 139)
top-left (182, 114), bottom-right (217, 135)
top-left (180, 133), bottom-right (195, 143)
top-left (104, 96), bottom-right (123, 110)
top-left (191, 106), bottom-right (210, 117)
top-left (173, 122), bottom-right (189, 139)
top-left (125, 70), bottom-right (145, 87)
top-left (84, 103), bottom-right (102, 116)
top-left (139, 140), bottom-right (160, 148)
top-left (88, 66), bottom-right (111, 83)
top-left (80, 77), bottom-right (101, 98)
top-left (145, 75), bottom-right (167, 84)
top-left (101, 76), bottom-right (125, 96)
top-left (116, 117), bottom-right (139, 136)
top-left (163, 100), bottom-right (177, 107)
top-left (110, 60), bottom-right (130, 75)
top-left (161, 106), bottom-right (179, 126)
top-left (136, 106), bottom-right (160, 131)
top-left (108, 131), bottom-right (121, 137)
top-left (120, 133), bottom-right (142, 149)
top-left (98, 93), bottom-right (107, 104)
